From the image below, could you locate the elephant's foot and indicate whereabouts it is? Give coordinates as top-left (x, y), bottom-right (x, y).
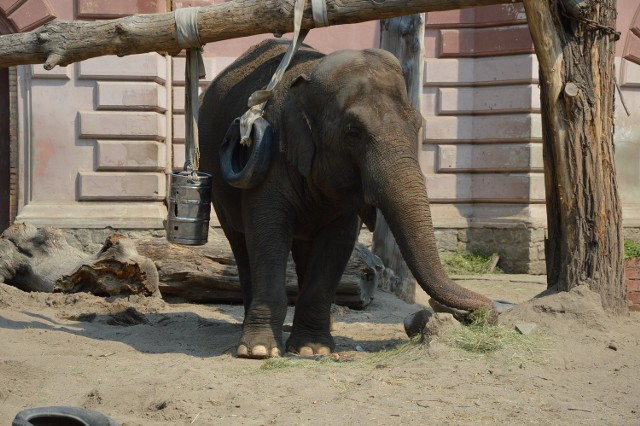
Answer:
top-left (236, 327), bottom-right (283, 359)
top-left (286, 328), bottom-right (335, 356)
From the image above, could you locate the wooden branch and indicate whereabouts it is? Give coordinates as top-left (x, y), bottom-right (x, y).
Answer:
top-left (0, 0), bottom-right (510, 69)
top-left (0, 224), bottom-right (160, 297)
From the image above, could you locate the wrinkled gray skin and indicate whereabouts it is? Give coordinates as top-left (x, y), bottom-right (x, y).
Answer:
top-left (199, 40), bottom-right (496, 359)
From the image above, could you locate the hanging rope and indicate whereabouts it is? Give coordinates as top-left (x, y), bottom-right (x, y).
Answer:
top-left (175, 8), bottom-right (206, 176)
top-left (239, 0), bottom-right (328, 147)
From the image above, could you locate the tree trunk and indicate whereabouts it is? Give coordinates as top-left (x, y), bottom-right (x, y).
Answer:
top-left (523, 0), bottom-right (626, 313)
top-left (0, 0), bottom-right (510, 69)
top-left (374, 13), bottom-right (425, 304)
top-left (0, 224), bottom-right (160, 297)
top-left (135, 236), bottom-right (383, 309)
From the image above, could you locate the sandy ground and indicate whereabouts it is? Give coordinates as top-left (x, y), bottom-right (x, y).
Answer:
top-left (1, 276), bottom-right (639, 425)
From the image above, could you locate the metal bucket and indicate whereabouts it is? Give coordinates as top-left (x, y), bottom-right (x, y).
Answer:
top-left (166, 172), bottom-right (212, 246)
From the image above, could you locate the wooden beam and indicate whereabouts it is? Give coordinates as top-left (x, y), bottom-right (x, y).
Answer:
top-left (0, 0), bottom-right (510, 69)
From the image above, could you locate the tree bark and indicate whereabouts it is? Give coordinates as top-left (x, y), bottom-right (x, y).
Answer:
top-left (0, 0), bottom-right (510, 69)
top-left (135, 236), bottom-right (383, 309)
top-left (0, 224), bottom-right (160, 297)
top-left (374, 13), bottom-right (425, 304)
top-left (523, 0), bottom-right (625, 313)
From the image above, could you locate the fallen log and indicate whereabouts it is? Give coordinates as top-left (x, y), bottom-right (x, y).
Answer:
top-left (0, 0), bottom-right (510, 69)
top-left (135, 231), bottom-right (383, 309)
top-left (0, 224), bottom-right (159, 297)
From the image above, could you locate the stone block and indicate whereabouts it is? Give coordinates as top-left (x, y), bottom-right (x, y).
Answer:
top-left (96, 141), bottom-right (166, 171)
top-left (77, 0), bottom-right (165, 18)
top-left (173, 143), bottom-right (185, 170)
top-left (438, 85), bottom-right (540, 115)
top-left (627, 279), bottom-right (640, 293)
top-left (436, 143), bottom-right (542, 173)
top-left (424, 114), bottom-right (542, 142)
top-left (434, 229), bottom-right (458, 252)
top-left (621, 58), bottom-right (640, 87)
top-left (31, 64), bottom-right (70, 80)
top-left (16, 202), bottom-right (168, 229)
top-left (424, 55), bottom-right (538, 86)
top-left (8, 0), bottom-right (55, 31)
top-left (426, 4), bottom-right (526, 28)
top-left (79, 111), bottom-right (166, 140)
top-left (78, 172), bottom-right (166, 201)
top-left (627, 291), bottom-right (640, 305)
top-left (172, 114), bottom-right (185, 143)
top-left (0, 0), bottom-right (22, 15)
top-left (172, 86), bottom-right (206, 113)
top-left (625, 259), bottom-right (640, 280)
top-left (425, 173), bottom-right (545, 203)
top-left (441, 25), bottom-right (533, 58)
top-left (79, 53), bottom-right (166, 83)
top-left (623, 36), bottom-right (640, 69)
top-left (96, 82), bottom-right (166, 112)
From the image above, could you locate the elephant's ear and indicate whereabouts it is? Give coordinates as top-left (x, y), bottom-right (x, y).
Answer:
top-left (281, 74), bottom-right (315, 177)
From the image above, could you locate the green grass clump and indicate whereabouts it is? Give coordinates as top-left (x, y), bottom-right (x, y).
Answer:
top-left (260, 355), bottom-right (338, 370)
top-left (441, 314), bottom-right (548, 363)
top-left (442, 249), bottom-right (503, 275)
top-left (624, 241), bottom-right (640, 259)
top-left (361, 338), bottom-right (424, 366)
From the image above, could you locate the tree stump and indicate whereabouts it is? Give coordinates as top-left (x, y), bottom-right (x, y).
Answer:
top-left (0, 223), bottom-right (159, 297)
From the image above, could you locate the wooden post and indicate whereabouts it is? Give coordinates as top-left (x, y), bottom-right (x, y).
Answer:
top-left (0, 0), bottom-right (511, 69)
top-left (523, 0), bottom-right (626, 313)
top-left (374, 13), bottom-right (425, 303)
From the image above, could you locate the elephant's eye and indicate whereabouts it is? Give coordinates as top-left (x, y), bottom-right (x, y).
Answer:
top-left (345, 124), bottom-right (361, 140)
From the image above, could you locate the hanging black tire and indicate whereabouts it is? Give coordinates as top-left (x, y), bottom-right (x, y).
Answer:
top-left (12, 406), bottom-right (120, 426)
top-left (219, 117), bottom-right (274, 189)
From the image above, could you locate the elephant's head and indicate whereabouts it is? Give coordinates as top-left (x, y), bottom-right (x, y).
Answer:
top-left (280, 48), bottom-right (497, 319)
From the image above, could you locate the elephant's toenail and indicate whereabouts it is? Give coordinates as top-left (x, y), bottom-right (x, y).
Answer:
top-left (270, 347), bottom-right (281, 357)
top-left (299, 346), bottom-right (313, 356)
top-left (237, 345), bottom-right (249, 357)
top-left (252, 345), bottom-right (268, 357)
top-left (317, 347), bottom-right (331, 356)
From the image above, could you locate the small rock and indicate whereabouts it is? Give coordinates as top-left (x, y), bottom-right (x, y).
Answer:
top-left (515, 322), bottom-right (537, 335)
top-left (403, 309), bottom-right (433, 338)
top-left (355, 345), bottom-right (366, 352)
top-left (424, 313), bottom-right (462, 338)
top-left (608, 342), bottom-right (618, 351)
top-left (493, 300), bottom-right (517, 314)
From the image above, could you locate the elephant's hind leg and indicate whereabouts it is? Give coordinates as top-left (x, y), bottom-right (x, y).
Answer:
top-left (287, 213), bottom-right (359, 356)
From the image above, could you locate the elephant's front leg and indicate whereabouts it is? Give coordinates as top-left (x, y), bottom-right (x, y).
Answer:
top-left (287, 213), bottom-right (360, 356)
top-left (238, 204), bottom-right (294, 359)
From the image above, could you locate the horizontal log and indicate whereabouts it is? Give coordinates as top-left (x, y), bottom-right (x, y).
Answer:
top-left (0, 224), bottom-right (159, 297)
top-left (135, 234), bottom-right (383, 309)
top-left (0, 0), bottom-right (511, 69)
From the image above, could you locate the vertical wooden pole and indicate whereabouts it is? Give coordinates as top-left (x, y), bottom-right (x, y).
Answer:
top-left (374, 14), bottom-right (425, 303)
top-left (523, 0), bottom-right (625, 312)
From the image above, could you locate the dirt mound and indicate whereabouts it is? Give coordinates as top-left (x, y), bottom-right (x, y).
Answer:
top-left (0, 282), bottom-right (166, 323)
top-left (501, 285), bottom-right (612, 334)
top-left (1, 282), bottom-right (640, 425)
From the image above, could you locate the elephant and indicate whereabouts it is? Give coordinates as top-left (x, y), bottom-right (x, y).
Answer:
top-left (198, 39), bottom-right (496, 359)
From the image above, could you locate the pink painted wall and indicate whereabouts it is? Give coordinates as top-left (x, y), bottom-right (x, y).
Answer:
top-left (7, 0), bottom-right (640, 232)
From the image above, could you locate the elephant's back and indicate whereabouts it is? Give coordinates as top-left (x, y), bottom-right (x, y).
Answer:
top-left (198, 39), bottom-right (323, 178)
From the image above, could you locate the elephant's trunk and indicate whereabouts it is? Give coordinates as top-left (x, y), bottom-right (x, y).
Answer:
top-left (366, 153), bottom-right (497, 320)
